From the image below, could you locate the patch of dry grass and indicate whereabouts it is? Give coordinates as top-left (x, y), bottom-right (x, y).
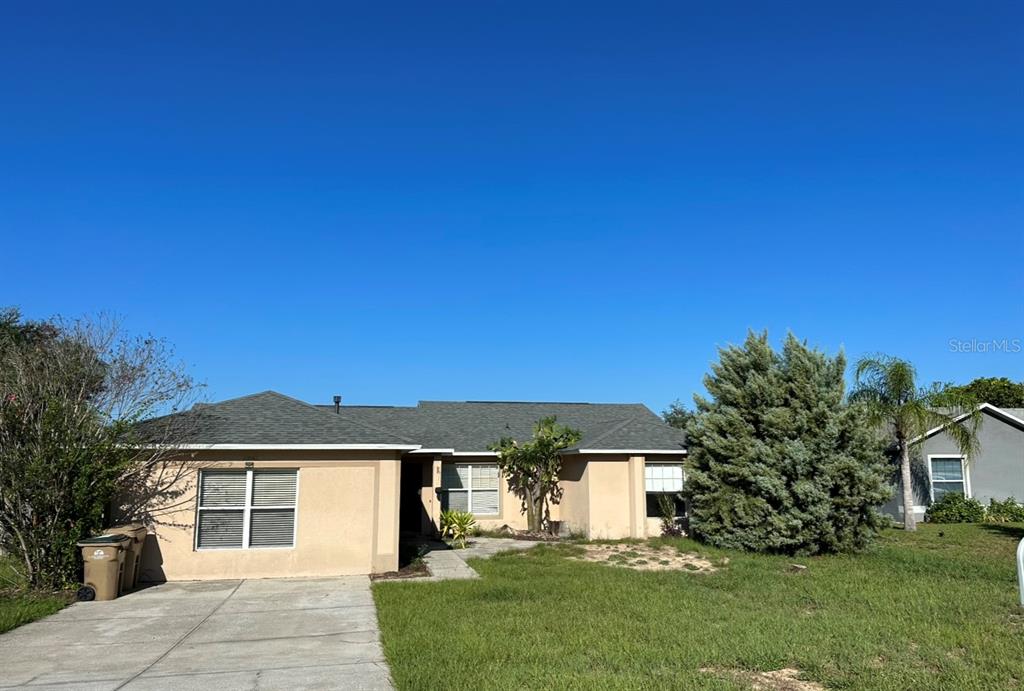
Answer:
top-left (701, 667), bottom-right (825, 690)
top-left (572, 543), bottom-right (720, 572)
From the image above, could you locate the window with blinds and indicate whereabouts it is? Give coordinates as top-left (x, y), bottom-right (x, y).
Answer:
top-left (930, 457), bottom-right (967, 500)
top-left (196, 469), bottom-right (298, 550)
top-left (441, 463), bottom-right (500, 515)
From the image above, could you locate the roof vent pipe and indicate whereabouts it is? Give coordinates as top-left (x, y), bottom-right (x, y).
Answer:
top-left (333, 395), bottom-right (342, 414)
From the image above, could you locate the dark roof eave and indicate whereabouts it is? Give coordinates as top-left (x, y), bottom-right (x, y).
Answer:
top-left (150, 443), bottom-right (422, 451)
top-left (559, 447), bottom-right (687, 455)
top-left (404, 447), bottom-right (687, 456)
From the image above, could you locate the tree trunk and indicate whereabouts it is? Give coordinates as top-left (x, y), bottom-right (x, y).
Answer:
top-left (524, 488), bottom-right (539, 532)
top-left (900, 442), bottom-right (916, 531)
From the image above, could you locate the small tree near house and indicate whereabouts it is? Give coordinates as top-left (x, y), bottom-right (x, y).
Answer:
top-left (850, 355), bottom-right (981, 532)
top-left (489, 416), bottom-right (581, 534)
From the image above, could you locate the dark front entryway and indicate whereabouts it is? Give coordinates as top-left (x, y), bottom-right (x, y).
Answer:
top-left (399, 458), bottom-right (434, 536)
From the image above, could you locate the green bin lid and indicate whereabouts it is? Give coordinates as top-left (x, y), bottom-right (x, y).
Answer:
top-left (78, 534), bottom-right (131, 545)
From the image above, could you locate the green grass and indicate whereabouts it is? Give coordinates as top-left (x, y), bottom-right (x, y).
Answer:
top-left (373, 524), bottom-right (1024, 689)
top-left (0, 556), bottom-right (69, 634)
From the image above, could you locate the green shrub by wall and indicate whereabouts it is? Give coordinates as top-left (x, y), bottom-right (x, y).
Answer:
top-left (985, 497), bottom-right (1024, 523)
top-left (925, 494), bottom-right (986, 523)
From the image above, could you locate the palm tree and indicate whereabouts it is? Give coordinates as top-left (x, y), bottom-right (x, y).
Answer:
top-left (850, 355), bottom-right (980, 531)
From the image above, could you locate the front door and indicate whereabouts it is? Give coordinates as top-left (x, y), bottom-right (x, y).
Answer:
top-left (399, 460), bottom-right (429, 535)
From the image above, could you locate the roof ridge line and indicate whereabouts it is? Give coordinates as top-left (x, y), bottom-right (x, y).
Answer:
top-left (198, 389), bottom-right (282, 407)
top-left (417, 400), bottom-right (648, 406)
top-left (314, 404), bottom-right (413, 410)
top-left (259, 391), bottom-right (419, 444)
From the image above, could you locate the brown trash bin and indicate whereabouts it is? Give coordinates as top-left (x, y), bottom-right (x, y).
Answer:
top-left (108, 524), bottom-right (148, 591)
top-left (78, 534), bottom-right (130, 601)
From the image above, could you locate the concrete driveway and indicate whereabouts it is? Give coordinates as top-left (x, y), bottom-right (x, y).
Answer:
top-left (0, 577), bottom-right (393, 690)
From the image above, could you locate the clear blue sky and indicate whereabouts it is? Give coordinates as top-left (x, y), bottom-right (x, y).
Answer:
top-left (3, 2), bottom-right (1022, 412)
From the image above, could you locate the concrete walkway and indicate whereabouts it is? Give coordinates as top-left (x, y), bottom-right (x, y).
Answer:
top-left (421, 537), bottom-right (540, 581)
top-left (0, 577), bottom-right (393, 690)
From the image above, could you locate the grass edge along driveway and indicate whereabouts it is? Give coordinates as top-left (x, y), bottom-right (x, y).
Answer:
top-left (373, 524), bottom-right (1024, 690)
top-left (0, 557), bottom-right (70, 635)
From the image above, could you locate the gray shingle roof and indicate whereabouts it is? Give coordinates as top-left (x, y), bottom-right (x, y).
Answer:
top-left (148, 391), bottom-right (686, 451)
top-left (321, 400), bottom-right (686, 452)
top-left (141, 391), bottom-right (416, 445)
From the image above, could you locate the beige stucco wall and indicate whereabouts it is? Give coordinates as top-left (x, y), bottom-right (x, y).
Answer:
top-left (557, 455), bottom-right (645, 539)
top-left (427, 453), bottom-right (687, 538)
top-left (140, 450), bottom-right (402, 581)
top-left (584, 457), bottom-right (638, 538)
top-left (138, 448), bottom-right (687, 581)
top-left (626, 456), bottom-right (646, 537)
top-left (557, 455), bottom-right (686, 539)
top-left (558, 456), bottom-right (590, 535)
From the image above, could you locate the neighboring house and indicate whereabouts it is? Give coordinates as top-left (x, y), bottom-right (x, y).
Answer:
top-left (881, 404), bottom-right (1024, 523)
top-left (138, 391), bottom-right (686, 581)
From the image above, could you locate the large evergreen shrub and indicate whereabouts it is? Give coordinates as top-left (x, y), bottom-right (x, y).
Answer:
top-left (684, 331), bottom-right (891, 554)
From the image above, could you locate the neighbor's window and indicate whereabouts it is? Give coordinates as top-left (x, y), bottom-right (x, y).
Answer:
top-left (196, 469), bottom-right (298, 549)
top-left (645, 463), bottom-right (685, 518)
top-left (930, 457), bottom-right (967, 500)
top-left (441, 463), bottom-right (500, 515)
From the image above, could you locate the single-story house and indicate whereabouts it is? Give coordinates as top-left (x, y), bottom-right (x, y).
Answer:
top-left (881, 403), bottom-right (1024, 522)
top-left (139, 391), bottom-right (686, 581)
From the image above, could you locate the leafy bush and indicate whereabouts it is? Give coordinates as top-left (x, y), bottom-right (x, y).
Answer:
top-left (0, 309), bottom-right (201, 590)
top-left (925, 494), bottom-right (986, 523)
top-left (985, 497), bottom-right (1024, 523)
top-left (440, 510), bottom-right (477, 548)
top-left (658, 494), bottom-right (684, 537)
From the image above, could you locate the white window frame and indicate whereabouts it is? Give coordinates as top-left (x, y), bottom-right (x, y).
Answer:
top-left (443, 462), bottom-right (501, 516)
top-left (644, 462), bottom-right (686, 493)
top-left (195, 469), bottom-right (300, 551)
top-left (926, 454), bottom-right (971, 501)
top-left (644, 462), bottom-right (686, 517)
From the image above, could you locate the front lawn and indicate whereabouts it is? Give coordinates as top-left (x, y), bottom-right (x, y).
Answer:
top-left (373, 524), bottom-right (1024, 689)
top-left (0, 556), bottom-right (69, 635)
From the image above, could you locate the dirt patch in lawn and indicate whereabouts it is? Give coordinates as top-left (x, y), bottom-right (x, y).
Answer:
top-left (572, 543), bottom-right (720, 572)
top-left (701, 667), bottom-right (825, 690)
top-left (370, 561), bottom-right (430, 581)
top-left (485, 525), bottom-right (565, 542)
